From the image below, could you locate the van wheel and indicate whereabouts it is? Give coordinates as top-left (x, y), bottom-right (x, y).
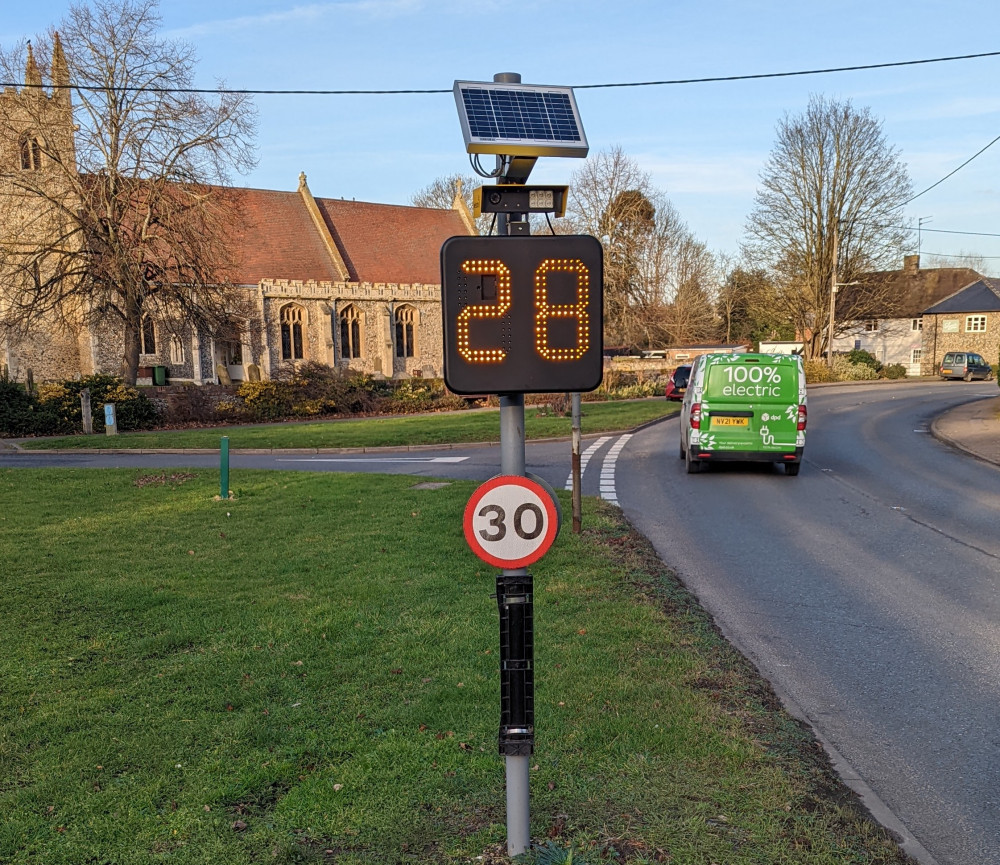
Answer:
top-left (685, 448), bottom-right (701, 474)
top-left (785, 462), bottom-right (801, 476)
top-left (987, 371), bottom-right (995, 381)
top-left (679, 440), bottom-right (686, 459)
top-left (963, 371), bottom-right (974, 382)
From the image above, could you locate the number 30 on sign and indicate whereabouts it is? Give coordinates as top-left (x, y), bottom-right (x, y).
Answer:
top-left (463, 475), bottom-right (560, 568)
top-left (441, 235), bottom-right (603, 395)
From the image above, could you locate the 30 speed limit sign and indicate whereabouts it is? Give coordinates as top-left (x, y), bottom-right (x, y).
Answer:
top-left (463, 475), bottom-right (559, 568)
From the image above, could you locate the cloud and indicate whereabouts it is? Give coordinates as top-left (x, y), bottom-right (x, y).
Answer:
top-left (164, 0), bottom-right (424, 39)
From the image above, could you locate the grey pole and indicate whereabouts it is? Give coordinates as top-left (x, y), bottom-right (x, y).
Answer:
top-left (571, 393), bottom-right (582, 533)
top-left (494, 69), bottom-right (531, 859)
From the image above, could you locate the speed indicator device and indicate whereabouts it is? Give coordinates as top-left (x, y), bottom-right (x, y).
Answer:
top-left (441, 235), bottom-right (603, 394)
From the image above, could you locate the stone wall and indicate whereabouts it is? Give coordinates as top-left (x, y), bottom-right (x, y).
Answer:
top-left (922, 312), bottom-right (1000, 374)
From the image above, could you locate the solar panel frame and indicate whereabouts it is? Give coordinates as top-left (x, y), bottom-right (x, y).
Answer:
top-left (453, 80), bottom-right (589, 158)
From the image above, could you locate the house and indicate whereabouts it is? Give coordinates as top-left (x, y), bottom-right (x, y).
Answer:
top-left (0, 42), bottom-right (475, 386)
top-left (830, 255), bottom-right (981, 375)
top-left (920, 277), bottom-right (1000, 375)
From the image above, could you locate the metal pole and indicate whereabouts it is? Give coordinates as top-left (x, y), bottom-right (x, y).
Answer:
top-left (827, 223), bottom-right (839, 368)
top-left (493, 71), bottom-right (531, 858)
top-left (499, 392), bottom-right (530, 857)
top-left (571, 393), bottom-right (581, 533)
top-left (220, 436), bottom-right (230, 500)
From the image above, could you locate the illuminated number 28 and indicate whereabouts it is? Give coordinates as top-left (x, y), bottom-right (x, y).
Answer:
top-left (458, 258), bottom-right (590, 363)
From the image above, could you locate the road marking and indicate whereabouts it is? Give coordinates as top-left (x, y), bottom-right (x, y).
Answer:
top-left (599, 434), bottom-right (632, 503)
top-left (563, 436), bottom-right (612, 490)
top-left (276, 456), bottom-right (469, 464)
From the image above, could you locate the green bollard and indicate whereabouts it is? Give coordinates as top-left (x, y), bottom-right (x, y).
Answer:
top-left (220, 436), bottom-right (230, 500)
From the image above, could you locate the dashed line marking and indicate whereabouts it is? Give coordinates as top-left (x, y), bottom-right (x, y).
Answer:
top-left (599, 434), bottom-right (632, 503)
top-left (563, 436), bottom-right (612, 490)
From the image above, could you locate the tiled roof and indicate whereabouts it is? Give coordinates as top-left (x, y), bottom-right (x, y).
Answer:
top-left (227, 187), bottom-right (343, 284)
top-left (226, 187), bottom-right (469, 286)
top-left (858, 264), bottom-right (983, 317)
top-left (314, 197), bottom-right (467, 284)
top-left (923, 278), bottom-right (1000, 314)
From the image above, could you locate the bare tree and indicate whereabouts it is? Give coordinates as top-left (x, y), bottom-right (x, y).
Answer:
top-left (0, 0), bottom-right (256, 383)
top-left (567, 145), bottom-right (719, 348)
top-left (411, 172), bottom-right (490, 235)
top-left (744, 95), bottom-right (910, 359)
top-left (716, 262), bottom-right (794, 346)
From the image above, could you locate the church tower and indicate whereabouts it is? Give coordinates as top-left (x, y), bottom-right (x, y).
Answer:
top-left (0, 36), bottom-right (86, 383)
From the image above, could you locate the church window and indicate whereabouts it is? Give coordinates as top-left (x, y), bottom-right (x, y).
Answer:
top-left (395, 305), bottom-right (417, 359)
top-left (280, 304), bottom-right (305, 360)
top-left (141, 316), bottom-right (156, 355)
top-left (339, 304), bottom-right (363, 359)
top-left (170, 336), bottom-right (186, 365)
top-left (19, 135), bottom-right (41, 170)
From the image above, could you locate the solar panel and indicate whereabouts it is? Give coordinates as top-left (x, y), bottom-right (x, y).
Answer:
top-left (453, 81), bottom-right (589, 158)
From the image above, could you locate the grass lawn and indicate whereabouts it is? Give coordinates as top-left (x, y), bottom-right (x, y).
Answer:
top-left (15, 399), bottom-right (678, 451)
top-left (0, 469), bottom-right (910, 865)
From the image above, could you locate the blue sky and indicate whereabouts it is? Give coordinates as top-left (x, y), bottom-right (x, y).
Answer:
top-left (4, 1), bottom-right (1000, 273)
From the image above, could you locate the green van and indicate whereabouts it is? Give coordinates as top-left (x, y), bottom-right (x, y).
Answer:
top-left (679, 353), bottom-right (807, 475)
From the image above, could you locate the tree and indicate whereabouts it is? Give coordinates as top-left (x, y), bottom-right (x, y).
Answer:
top-left (410, 172), bottom-right (490, 235)
top-left (566, 146), bottom-right (719, 348)
top-left (716, 263), bottom-right (794, 346)
top-left (0, 0), bottom-right (257, 383)
top-left (744, 95), bottom-right (911, 360)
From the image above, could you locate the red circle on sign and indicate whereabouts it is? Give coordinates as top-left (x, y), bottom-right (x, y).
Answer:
top-left (463, 475), bottom-right (559, 569)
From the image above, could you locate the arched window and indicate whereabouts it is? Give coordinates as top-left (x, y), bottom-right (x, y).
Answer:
top-left (394, 305), bottom-right (417, 359)
top-left (19, 135), bottom-right (41, 170)
top-left (140, 316), bottom-right (156, 355)
top-left (339, 304), bottom-right (363, 359)
top-left (280, 304), bottom-right (305, 361)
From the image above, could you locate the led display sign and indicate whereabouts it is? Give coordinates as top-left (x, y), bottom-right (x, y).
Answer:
top-left (441, 235), bottom-right (603, 394)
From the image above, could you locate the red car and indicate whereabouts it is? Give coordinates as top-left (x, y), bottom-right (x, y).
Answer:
top-left (664, 364), bottom-right (691, 401)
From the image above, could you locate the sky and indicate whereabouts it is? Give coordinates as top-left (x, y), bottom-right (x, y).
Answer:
top-left (3, 0), bottom-right (1000, 275)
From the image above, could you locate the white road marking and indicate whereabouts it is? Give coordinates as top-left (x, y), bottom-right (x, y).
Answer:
top-left (563, 436), bottom-right (612, 490)
top-left (276, 456), bottom-right (469, 463)
top-left (599, 434), bottom-right (632, 503)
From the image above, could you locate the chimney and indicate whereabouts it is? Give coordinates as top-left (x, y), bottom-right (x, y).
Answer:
top-left (903, 254), bottom-right (919, 275)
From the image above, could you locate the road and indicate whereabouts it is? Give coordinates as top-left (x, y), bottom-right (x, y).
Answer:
top-left (4, 382), bottom-right (999, 863)
top-left (619, 381), bottom-right (1000, 865)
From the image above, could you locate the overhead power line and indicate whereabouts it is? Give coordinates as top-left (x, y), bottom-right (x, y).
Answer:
top-left (1, 49), bottom-right (999, 95)
top-left (904, 131), bottom-right (1000, 205)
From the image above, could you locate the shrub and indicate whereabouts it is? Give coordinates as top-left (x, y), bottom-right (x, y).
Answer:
top-left (846, 348), bottom-right (882, 372)
top-left (803, 360), bottom-right (836, 383)
top-left (833, 357), bottom-right (879, 380)
top-left (231, 380), bottom-right (294, 420)
top-left (0, 379), bottom-right (37, 436)
top-left (883, 363), bottom-right (908, 380)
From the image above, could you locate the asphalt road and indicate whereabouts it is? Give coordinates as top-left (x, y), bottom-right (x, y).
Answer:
top-left (5, 382), bottom-right (1000, 863)
top-left (619, 381), bottom-right (1000, 865)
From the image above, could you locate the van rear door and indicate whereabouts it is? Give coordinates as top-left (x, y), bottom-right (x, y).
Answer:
top-left (701, 356), bottom-right (800, 454)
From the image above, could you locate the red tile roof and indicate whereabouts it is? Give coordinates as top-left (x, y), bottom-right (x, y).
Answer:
top-left (227, 187), bottom-right (343, 285)
top-left (314, 197), bottom-right (468, 284)
top-left (225, 187), bottom-right (468, 286)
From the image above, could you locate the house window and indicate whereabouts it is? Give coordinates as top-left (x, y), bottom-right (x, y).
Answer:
top-left (911, 318), bottom-right (923, 331)
top-left (965, 315), bottom-right (987, 333)
top-left (394, 305), bottom-right (416, 358)
top-left (280, 304), bottom-right (305, 360)
top-left (339, 304), bottom-right (363, 359)
top-left (19, 135), bottom-right (41, 170)
top-left (864, 320), bottom-right (879, 332)
top-left (140, 316), bottom-right (156, 355)
top-left (170, 335), bottom-right (185, 365)
top-left (911, 349), bottom-right (922, 365)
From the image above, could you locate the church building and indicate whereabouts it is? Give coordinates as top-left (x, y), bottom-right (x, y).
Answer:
top-left (0, 41), bottom-right (475, 386)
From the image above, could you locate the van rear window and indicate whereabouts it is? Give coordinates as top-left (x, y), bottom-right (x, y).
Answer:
top-left (703, 358), bottom-right (797, 401)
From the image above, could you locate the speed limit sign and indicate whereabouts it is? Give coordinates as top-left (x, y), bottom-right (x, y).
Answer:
top-left (463, 475), bottom-right (559, 568)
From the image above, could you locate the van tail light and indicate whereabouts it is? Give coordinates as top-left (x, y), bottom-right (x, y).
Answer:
top-left (690, 403), bottom-right (702, 429)
top-left (797, 404), bottom-right (807, 431)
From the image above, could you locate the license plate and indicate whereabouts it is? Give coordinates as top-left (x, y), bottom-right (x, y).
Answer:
top-left (712, 416), bottom-right (748, 427)
top-left (941, 369), bottom-right (952, 374)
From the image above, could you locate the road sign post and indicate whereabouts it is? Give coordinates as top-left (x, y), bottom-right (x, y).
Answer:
top-left (447, 69), bottom-right (598, 858)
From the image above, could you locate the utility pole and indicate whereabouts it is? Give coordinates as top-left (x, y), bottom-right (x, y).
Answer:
top-left (827, 223), bottom-right (838, 368)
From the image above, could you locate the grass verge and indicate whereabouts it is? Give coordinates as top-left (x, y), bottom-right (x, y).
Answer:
top-left (0, 469), bottom-right (911, 864)
top-left (14, 400), bottom-right (677, 451)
